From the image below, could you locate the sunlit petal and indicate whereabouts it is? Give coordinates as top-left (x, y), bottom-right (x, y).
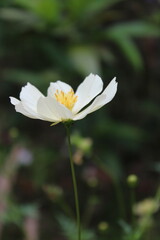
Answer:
top-left (15, 102), bottom-right (39, 119)
top-left (10, 96), bottom-right (40, 119)
top-left (72, 73), bottom-right (103, 113)
top-left (37, 96), bottom-right (74, 122)
top-left (9, 97), bottom-right (20, 105)
top-left (20, 82), bottom-right (44, 112)
top-left (47, 81), bottom-right (73, 98)
top-left (74, 78), bottom-right (117, 120)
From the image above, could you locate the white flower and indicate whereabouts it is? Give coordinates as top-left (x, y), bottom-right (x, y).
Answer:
top-left (10, 73), bottom-right (118, 125)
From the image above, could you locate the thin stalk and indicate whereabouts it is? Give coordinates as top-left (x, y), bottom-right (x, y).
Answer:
top-left (93, 156), bottom-right (126, 220)
top-left (133, 187), bottom-right (160, 240)
top-left (130, 187), bottom-right (136, 226)
top-left (113, 180), bottom-right (126, 220)
top-left (65, 124), bottom-right (81, 240)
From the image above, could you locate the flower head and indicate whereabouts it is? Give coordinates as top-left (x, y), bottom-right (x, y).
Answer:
top-left (10, 73), bottom-right (118, 125)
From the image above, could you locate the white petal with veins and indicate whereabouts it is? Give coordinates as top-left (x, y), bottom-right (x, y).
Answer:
top-left (9, 97), bottom-right (20, 105)
top-left (74, 78), bottom-right (117, 120)
top-left (37, 96), bottom-right (74, 122)
top-left (48, 81), bottom-right (73, 98)
top-left (73, 73), bottom-right (103, 113)
top-left (15, 102), bottom-right (39, 119)
top-left (20, 82), bottom-right (44, 112)
top-left (10, 97), bottom-right (38, 118)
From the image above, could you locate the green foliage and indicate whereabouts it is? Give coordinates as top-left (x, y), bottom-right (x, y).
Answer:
top-left (105, 21), bottom-right (160, 70)
top-left (101, 152), bottom-right (123, 182)
top-left (3, 69), bottom-right (59, 89)
top-left (67, 0), bottom-right (123, 20)
top-left (32, 146), bottom-right (57, 186)
top-left (0, 203), bottom-right (38, 226)
top-left (0, 0), bottom-right (159, 73)
top-left (57, 214), bottom-right (96, 240)
top-left (106, 21), bottom-right (160, 38)
top-left (71, 131), bottom-right (92, 155)
top-left (68, 45), bottom-right (101, 75)
top-left (15, 0), bottom-right (62, 23)
top-left (95, 118), bottom-right (147, 151)
top-left (112, 36), bottom-right (144, 70)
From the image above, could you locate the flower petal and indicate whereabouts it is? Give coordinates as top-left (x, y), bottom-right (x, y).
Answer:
top-left (47, 81), bottom-right (73, 97)
top-left (102, 77), bottom-right (118, 101)
top-left (37, 96), bottom-right (74, 122)
top-left (9, 97), bottom-right (40, 119)
top-left (72, 73), bottom-right (103, 113)
top-left (9, 97), bottom-right (20, 105)
top-left (20, 82), bottom-right (44, 112)
top-left (10, 83), bottom-right (45, 119)
top-left (15, 102), bottom-right (39, 119)
top-left (10, 96), bottom-right (40, 119)
top-left (74, 77), bottom-right (117, 120)
top-left (22, 102), bottom-right (42, 118)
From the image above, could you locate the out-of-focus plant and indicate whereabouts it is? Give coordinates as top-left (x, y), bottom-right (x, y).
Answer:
top-left (57, 214), bottom-right (96, 240)
top-left (0, 0), bottom-right (160, 87)
top-left (0, 203), bottom-right (38, 226)
top-left (119, 188), bottom-right (160, 240)
top-left (0, 0), bottom-right (160, 239)
top-left (71, 131), bottom-right (93, 165)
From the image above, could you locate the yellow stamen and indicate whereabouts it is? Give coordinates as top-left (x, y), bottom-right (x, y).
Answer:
top-left (55, 89), bottom-right (78, 110)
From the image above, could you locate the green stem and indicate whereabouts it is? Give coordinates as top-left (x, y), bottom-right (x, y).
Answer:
top-left (93, 156), bottom-right (126, 220)
top-left (113, 180), bottom-right (126, 220)
top-left (65, 124), bottom-right (81, 240)
top-left (130, 187), bottom-right (135, 227)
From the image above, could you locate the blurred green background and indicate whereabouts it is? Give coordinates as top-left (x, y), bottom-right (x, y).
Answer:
top-left (0, 0), bottom-right (160, 239)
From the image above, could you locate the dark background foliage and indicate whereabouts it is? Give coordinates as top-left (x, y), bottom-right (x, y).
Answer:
top-left (0, 0), bottom-right (160, 239)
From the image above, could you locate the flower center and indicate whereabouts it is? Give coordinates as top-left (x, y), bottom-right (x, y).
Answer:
top-left (55, 89), bottom-right (78, 110)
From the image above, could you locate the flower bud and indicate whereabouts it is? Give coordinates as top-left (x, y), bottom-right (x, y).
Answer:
top-left (9, 127), bottom-right (19, 139)
top-left (127, 174), bottom-right (138, 188)
top-left (43, 185), bottom-right (63, 201)
top-left (98, 221), bottom-right (109, 232)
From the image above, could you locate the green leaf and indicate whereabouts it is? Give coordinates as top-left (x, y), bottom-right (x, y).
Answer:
top-left (68, 45), bottom-right (101, 75)
top-left (0, 8), bottom-right (39, 24)
top-left (4, 69), bottom-right (59, 89)
top-left (82, 0), bottom-right (124, 20)
top-left (15, 0), bottom-right (61, 23)
top-left (14, 0), bottom-right (38, 10)
top-left (106, 21), bottom-right (160, 38)
top-left (21, 204), bottom-right (38, 218)
top-left (57, 214), bottom-right (96, 240)
top-left (114, 37), bottom-right (143, 70)
top-left (67, 0), bottom-right (123, 19)
top-left (34, 0), bottom-right (61, 23)
top-left (96, 118), bottom-right (147, 150)
top-left (150, 10), bottom-right (160, 24)
top-left (102, 152), bottom-right (123, 181)
top-left (105, 21), bottom-right (160, 70)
